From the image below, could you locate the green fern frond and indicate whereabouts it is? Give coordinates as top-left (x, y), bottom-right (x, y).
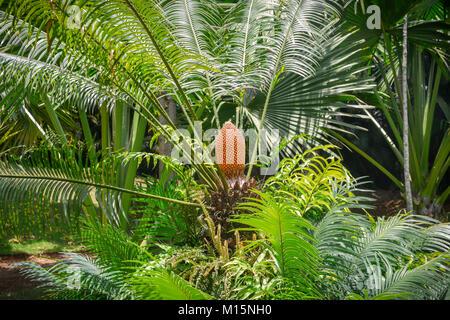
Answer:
top-left (265, 146), bottom-right (374, 221)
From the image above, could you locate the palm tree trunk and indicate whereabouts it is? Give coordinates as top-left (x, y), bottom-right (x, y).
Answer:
top-left (402, 15), bottom-right (413, 213)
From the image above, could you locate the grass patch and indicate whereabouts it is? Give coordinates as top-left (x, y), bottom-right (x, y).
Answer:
top-left (0, 288), bottom-right (47, 300)
top-left (0, 238), bottom-right (84, 255)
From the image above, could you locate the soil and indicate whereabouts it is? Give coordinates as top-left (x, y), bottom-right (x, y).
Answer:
top-left (0, 252), bottom-right (69, 300)
top-left (366, 189), bottom-right (449, 220)
top-left (369, 189), bottom-right (406, 218)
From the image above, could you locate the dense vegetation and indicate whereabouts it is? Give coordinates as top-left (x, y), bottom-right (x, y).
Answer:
top-left (0, 0), bottom-right (449, 300)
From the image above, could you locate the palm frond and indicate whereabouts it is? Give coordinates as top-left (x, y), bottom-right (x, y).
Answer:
top-left (17, 252), bottom-right (133, 299)
top-left (131, 266), bottom-right (212, 300)
top-left (0, 144), bottom-right (202, 238)
top-left (244, 32), bottom-right (375, 158)
top-left (315, 211), bottom-right (450, 299)
top-left (233, 190), bottom-right (322, 298)
top-left (161, 0), bottom-right (221, 64)
top-left (219, 0), bottom-right (339, 92)
top-left (80, 219), bottom-right (145, 270)
top-left (380, 254), bottom-right (449, 300)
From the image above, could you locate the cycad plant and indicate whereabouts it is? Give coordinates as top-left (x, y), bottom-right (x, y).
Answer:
top-left (3, 1), bottom-right (448, 301)
top-left (0, 0), bottom-right (377, 237)
top-left (206, 121), bottom-right (260, 236)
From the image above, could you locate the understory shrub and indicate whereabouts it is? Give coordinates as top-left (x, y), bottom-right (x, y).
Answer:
top-left (17, 147), bottom-right (450, 300)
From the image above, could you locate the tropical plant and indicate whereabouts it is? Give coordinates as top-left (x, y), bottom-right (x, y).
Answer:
top-left (0, 0), bottom-right (375, 206)
top-left (0, 143), bottom-right (202, 239)
top-left (133, 163), bottom-right (202, 246)
top-left (17, 150), bottom-right (450, 300)
top-left (316, 212), bottom-right (450, 300)
top-left (231, 146), bottom-right (450, 299)
top-left (234, 196), bottom-right (450, 300)
top-left (331, 0), bottom-right (450, 219)
top-left (16, 217), bottom-right (145, 300)
top-left (1, 0), bottom-right (449, 302)
top-left (17, 252), bottom-right (133, 300)
top-left (263, 144), bottom-right (374, 222)
top-left (234, 190), bottom-right (323, 299)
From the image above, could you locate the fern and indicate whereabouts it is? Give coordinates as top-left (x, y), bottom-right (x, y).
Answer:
top-left (265, 145), bottom-right (374, 222)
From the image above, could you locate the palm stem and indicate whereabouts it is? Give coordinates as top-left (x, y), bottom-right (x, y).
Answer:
top-left (78, 106), bottom-right (97, 165)
top-left (0, 174), bottom-right (204, 208)
top-left (402, 15), bottom-right (413, 213)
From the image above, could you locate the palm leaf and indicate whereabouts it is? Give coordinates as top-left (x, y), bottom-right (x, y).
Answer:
top-left (315, 210), bottom-right (450, 299)
top-left (381, 254), bottom-right (449, 300)
top-left (131, 267), bottom-right (212, 300)
top-left (17, 252), bottom-right (133, 299)
top-left (245, 31), bottom-right (375, 159)
top-left (233, 190), bottom-right (322, 298)
top-left (0, 145), bottom-right (202, 238)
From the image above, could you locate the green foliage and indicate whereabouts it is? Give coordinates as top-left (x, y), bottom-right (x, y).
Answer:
top-left (234, 191), bottom-right (322, 297)
top-left (0, 0), bottom-right (377, 190)
top-left (264, 145), bottom-right (374, 222)
top-left (231, 148), bottom-right (450, 300)
top-left (133, 163), bottom-right (202, 246)
top-left (220, 249), bottom-right (279, 300)
top-left (130, 266), bottom-right (212, 300)
top-left (335, 0), bottom-right (450, 218)
top-left (80, 219), bottom-right (145, 271)
top-left (17, 252), bottom-right (133, 300)
top-left (16, 218), bottom-right (147, 300)
top-left (233, 200), bottom-right (449, 299)
top-left (315, 211), bottom-right (449, 299)
top-left (2, 0), bottom-right (449, 302)
top-left (0, 143), bottom-right (203, 239)
top-left (17, 166), bottom-right (450, 301)
top-left (0, 144), bottom-right (90, 239)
